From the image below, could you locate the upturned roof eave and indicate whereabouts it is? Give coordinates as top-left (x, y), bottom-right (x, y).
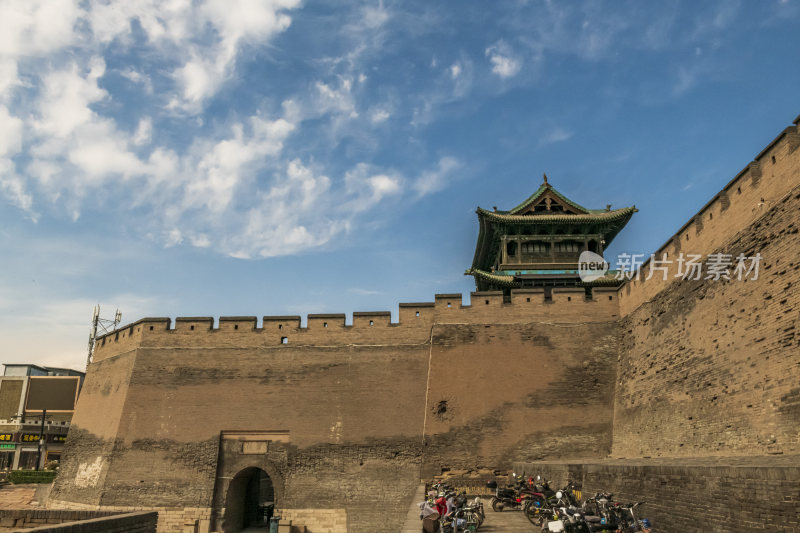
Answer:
top-left (470, 212), bottom-right (492, 270)
top-left (476, 205), bottom-right (637, 224)
top-left (469, 206), bottom-right (637, 273)
top-left (467, 268), bottom-right (625, 288)
top-left (507, 182), bottom-right (594, 214)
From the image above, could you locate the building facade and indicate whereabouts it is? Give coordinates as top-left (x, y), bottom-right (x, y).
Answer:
top-left (0, 364), bottom-right (84, 470)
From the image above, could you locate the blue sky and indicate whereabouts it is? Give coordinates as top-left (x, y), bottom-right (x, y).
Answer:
top-left (1, 0), bottom-right (798, 370)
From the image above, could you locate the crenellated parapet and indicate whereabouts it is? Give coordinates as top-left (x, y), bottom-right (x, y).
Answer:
top-left (91, 287), bottom-right (621, 361)
top-left (618, 115), bottom-right (800, 315)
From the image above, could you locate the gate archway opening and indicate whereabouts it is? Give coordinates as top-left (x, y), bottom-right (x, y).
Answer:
top-left (224, 467), bottom-right (275, 532)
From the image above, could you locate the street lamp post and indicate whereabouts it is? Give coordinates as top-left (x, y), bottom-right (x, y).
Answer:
top-left (35, 409), bottom-right (46, 471)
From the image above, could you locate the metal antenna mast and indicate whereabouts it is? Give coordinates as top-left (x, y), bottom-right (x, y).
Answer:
top-left (86, 305), bottom-right (122, 369)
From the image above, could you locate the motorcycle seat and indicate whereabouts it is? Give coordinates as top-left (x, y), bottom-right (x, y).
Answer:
top-left (587, 525), bottom-right (617, 532)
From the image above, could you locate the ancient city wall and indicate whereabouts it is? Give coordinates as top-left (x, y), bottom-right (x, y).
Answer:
top-left (51, 288), bottom-right (621, 532)
top-left (513, 458), bottom-right (800, 533)
top-left (50, 115), bottom-right (800, 532)
top-left (612, 116), bottom-right (800, 459)
top-left (614, 184), bottom-right (800, 458)
top-left (618, 115), bottom-right (800, 315)
top-left (0, 510), bottom-right (157, 533)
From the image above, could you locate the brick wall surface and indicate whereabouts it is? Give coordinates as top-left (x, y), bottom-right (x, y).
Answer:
top-left (514, 459), bottom-right (800, 532)
top-left (0, 510), bottom-right (156, 532)
top-left (619, 120), bottom-right (799, 315)
top-left (613, 183), bottom-right (800, 458)
top-left (51, 314), bottom-right (621, 533)
top-left (279, 509), bottom-right (346, 533)
top-left (421, 321), bottom-right (619, 475)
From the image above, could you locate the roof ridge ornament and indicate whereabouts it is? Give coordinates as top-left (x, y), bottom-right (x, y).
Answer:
top-left (543, 173), bottom-right (549, 186)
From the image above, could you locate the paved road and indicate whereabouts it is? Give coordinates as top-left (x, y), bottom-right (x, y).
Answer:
top-left (478, 507), bottom-right (536, 532)
top-left (400, 485), bottom-right (537, 533)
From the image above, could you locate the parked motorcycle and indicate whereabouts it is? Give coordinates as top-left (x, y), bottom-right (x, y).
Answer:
top-left (486, 473), bottom-right (532, 512)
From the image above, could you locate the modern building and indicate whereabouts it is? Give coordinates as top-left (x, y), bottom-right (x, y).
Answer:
top-left (0, 364), bottom-right (84, 470)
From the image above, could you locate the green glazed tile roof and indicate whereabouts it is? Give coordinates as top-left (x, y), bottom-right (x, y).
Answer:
top-left (505, 181), bottom-right (602, 214)
top-left (477, 205), bottom-right (637, 224)
top-left (466, 268), bottom-right (624, 288)
top-left (468, 177), bottom-right (637, 283)
top-left (465, 269), bottom-right (518, 287)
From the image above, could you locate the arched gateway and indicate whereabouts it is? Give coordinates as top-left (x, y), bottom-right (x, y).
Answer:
top-left (223, 467), bottom-right (275, 532)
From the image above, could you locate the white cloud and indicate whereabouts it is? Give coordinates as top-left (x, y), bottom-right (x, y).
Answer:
top-left (0, 105), bottom-right (32, 215)
top-left (24, 59), bottom-right (145, 201)
top-left (0, 161), bottom-right (35, 217)
top-left (190, 234), bottom-right (211, 248)
top-left (0, 59), bottom-right (20, 101)
top-left (165, 228), bottom-right (183, 247)
top-left (0, 0), bottom-right (467, 262)
top-left (133, 117), bottom-right (152, 146)
top-left (0, 0), bottom-right (82, 58)
top-left (227, 159), bottom-right (340, 258)
top-left (33, 58), bottom-right (107, 139)
top-left (412, 58), bottom-right (474, 126)
top-left (313, 78), bottom-right (358, 118)
top-left (69, 131), bottom-right (144, 179)
top-left (539, 127), bottom-right (572, 145)
top-left (413, 156), bottom-right (460, 197)
top-left (344, 163), bottom-right (403, 213)
top-left (82, 0), bottom-right (301, 112)
top-left (370, 108), bottom-right (391, 124)
top-left (185, 115), bottom-right (295, 213)
top-left (673, 66), bottom-right (697, 96)
top-left (0, 105), bottom-right (23, 156)
top-left (486, 41), bottom-right (522, 79)
top-left (348, 288), bottom-right (382, 296)
top-left (360, 2), bottom-right (389, 29)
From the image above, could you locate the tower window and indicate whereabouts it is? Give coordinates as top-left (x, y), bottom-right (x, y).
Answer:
top-left (555, 241), bottom-right (581, 253)
top-left (522, 242), bottom-right (549, 254)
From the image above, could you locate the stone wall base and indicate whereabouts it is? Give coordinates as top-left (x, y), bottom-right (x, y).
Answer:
top-left (47, 500), bottom-right (212, 533)
top-left (278, 509), bottom-right (347, 533)
top-left (513, 457), bottom-right (800, 532)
